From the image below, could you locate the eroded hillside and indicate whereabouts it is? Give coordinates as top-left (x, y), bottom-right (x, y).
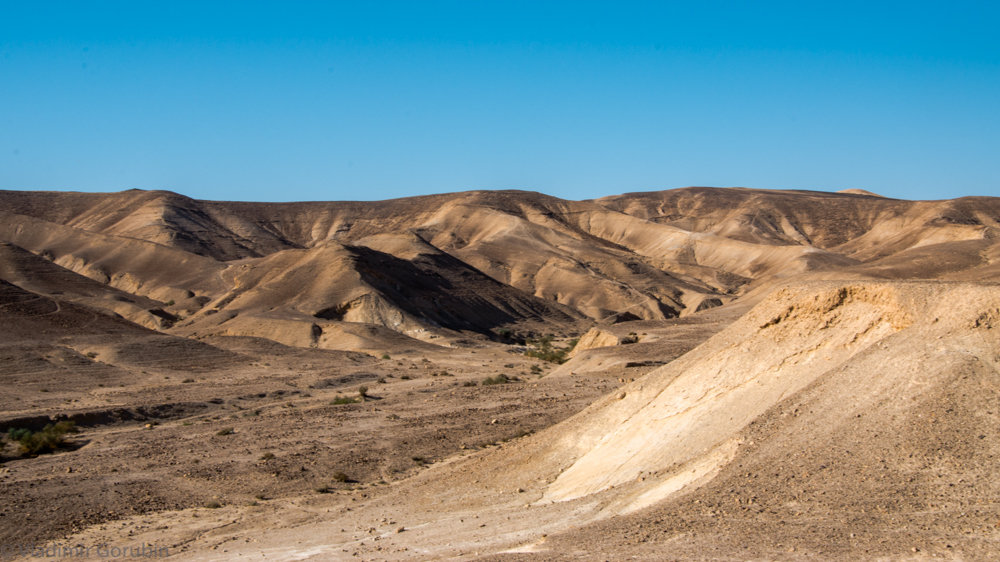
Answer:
top-left (2, 187), bottom-right (998, 353)
top-left (2, 187), bottom-right (999, 560)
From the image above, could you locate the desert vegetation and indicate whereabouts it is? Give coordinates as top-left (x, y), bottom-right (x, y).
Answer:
top-left (524, 335), bottom-right (578, 364)
top-left (482, 374), bottom-right (511, 385)
top-left (4, 421), bottom-right (78, 456)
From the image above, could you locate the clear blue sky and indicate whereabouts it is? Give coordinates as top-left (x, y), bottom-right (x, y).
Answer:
top-left (1, 1), bottom-right (997, 202)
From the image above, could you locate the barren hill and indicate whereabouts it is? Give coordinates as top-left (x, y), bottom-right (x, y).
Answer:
top-left (2, 187), bottom-right (997, 351)
top-left (2, 186), bottom-right (1000, 559)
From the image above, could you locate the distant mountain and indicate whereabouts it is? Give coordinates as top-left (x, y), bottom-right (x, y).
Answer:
top-left (1, 187), bottom-right (997, 351)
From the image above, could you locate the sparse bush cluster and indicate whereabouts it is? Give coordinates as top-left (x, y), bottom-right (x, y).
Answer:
top-left (524, 335), bottom-right (578, 364)
top-left (482, 374), bottom-right (510, 385)
top-left (4, 421), bottom-right (78, 455)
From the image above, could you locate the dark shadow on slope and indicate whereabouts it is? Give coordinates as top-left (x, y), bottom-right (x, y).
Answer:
top-left (336, 245), bottom-right (582, 336)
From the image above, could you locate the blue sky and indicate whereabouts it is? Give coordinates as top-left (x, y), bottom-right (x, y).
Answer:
top-left (1, 1), bottom-right (997, 202)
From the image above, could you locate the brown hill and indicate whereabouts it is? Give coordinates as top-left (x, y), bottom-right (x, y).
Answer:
top-left (3, 187), bottom-right (998, 355)
top-left (0, 242), bottom-right (173, 330)
top-left (3, 186), bottom-right (1000, 559)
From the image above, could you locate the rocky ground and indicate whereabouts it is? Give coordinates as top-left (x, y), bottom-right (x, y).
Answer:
top-left (0, 340), bottom-right (630, 552)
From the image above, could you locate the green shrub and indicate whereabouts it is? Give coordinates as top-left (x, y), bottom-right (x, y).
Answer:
top-left (7, 421), bottom-right (78, 455)
top-left (524, 337), bottom-right (577, 364)
top-left (332, 471), bottom-right (349, 482)
top-left (331, 395), bottom-right (358, 405)
top-left (621, 332), bottom-right (639, 344)
top-left (216, 427), bottom-right (234, 436)
top-left (482, 374), bottom-right (510, 386)
top-left (7, 428), bottom-right (30, 442)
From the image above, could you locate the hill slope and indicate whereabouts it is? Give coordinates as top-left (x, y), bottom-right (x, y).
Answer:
top-left (4, 186), bottom-right (1000, 559)
top-left (2, 187), bottom-right (998, 354)
top-left (48, 280), bottom-right (1000, 560)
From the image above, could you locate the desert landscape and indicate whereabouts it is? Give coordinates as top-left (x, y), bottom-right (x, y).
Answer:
top-left (1, 186), bottom-right (999, 560)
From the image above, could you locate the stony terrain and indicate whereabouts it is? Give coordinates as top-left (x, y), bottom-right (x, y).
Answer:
top-left (1, 186), bottom-right (998, 559)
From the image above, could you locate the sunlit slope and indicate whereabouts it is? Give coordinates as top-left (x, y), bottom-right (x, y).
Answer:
top-left (2, 187), bottom-right (998, 354)
top-left (523, 281), bottom-right (999, 513)
top-left (176, 235), bottom-right (583, 347)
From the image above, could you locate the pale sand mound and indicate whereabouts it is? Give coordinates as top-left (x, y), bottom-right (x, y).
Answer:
top-left (54, 280), bottom-right (1000, 559)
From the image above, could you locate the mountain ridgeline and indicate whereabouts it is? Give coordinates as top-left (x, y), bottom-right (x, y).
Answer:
top-left (1, 187), bottom-right (997, 351)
